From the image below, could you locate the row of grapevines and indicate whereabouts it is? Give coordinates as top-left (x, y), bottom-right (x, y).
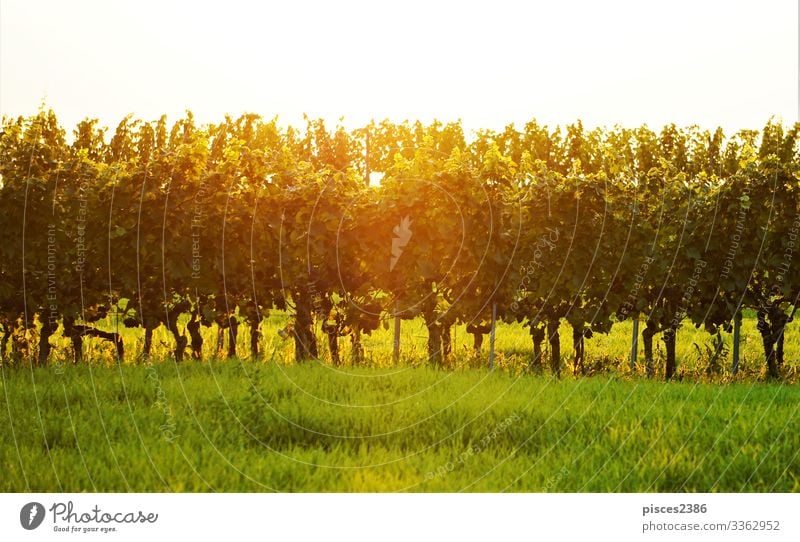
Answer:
top-left (0, 111), bottom-right (797, 379)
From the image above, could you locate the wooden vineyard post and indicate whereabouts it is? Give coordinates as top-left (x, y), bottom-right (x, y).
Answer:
top-left (393, 302), bottom-right (401, 363)
top-left (630, 318), bottom-right (639, 372)
top-left (731, 311), bottom-right (741, 374)
top-left (489, 302), bottom-right (497, 370)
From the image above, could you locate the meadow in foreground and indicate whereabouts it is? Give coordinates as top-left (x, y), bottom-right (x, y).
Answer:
top-left (1, 361), bottom-right (798, 492)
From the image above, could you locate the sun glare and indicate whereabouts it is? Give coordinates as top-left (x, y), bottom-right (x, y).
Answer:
top-left (0, 0), bottom-right (796, 133)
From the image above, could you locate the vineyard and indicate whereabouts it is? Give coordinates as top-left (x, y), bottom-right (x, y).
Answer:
top-left (1, 110), bottom-right (799, 380)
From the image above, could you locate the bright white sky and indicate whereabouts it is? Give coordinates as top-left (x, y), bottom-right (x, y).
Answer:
top-left (0, 0), bottom-right (797, 135)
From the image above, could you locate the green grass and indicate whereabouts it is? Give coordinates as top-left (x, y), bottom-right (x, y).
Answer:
top-left (3, 312), bottom-right (797, 492)
top-left (1, 361), bottom-right (798, 491)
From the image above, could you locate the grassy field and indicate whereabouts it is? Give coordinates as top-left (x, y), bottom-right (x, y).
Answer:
top-left (1, 361), bottom-right (798, 492)
top-left (2, 312), bottom-right (798, 492)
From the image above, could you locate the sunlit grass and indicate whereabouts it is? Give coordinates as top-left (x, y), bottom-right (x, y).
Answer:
top-left (1, 362), bottom-right (797, 492)
top-left (4, 312), bottom-right (798, 491)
